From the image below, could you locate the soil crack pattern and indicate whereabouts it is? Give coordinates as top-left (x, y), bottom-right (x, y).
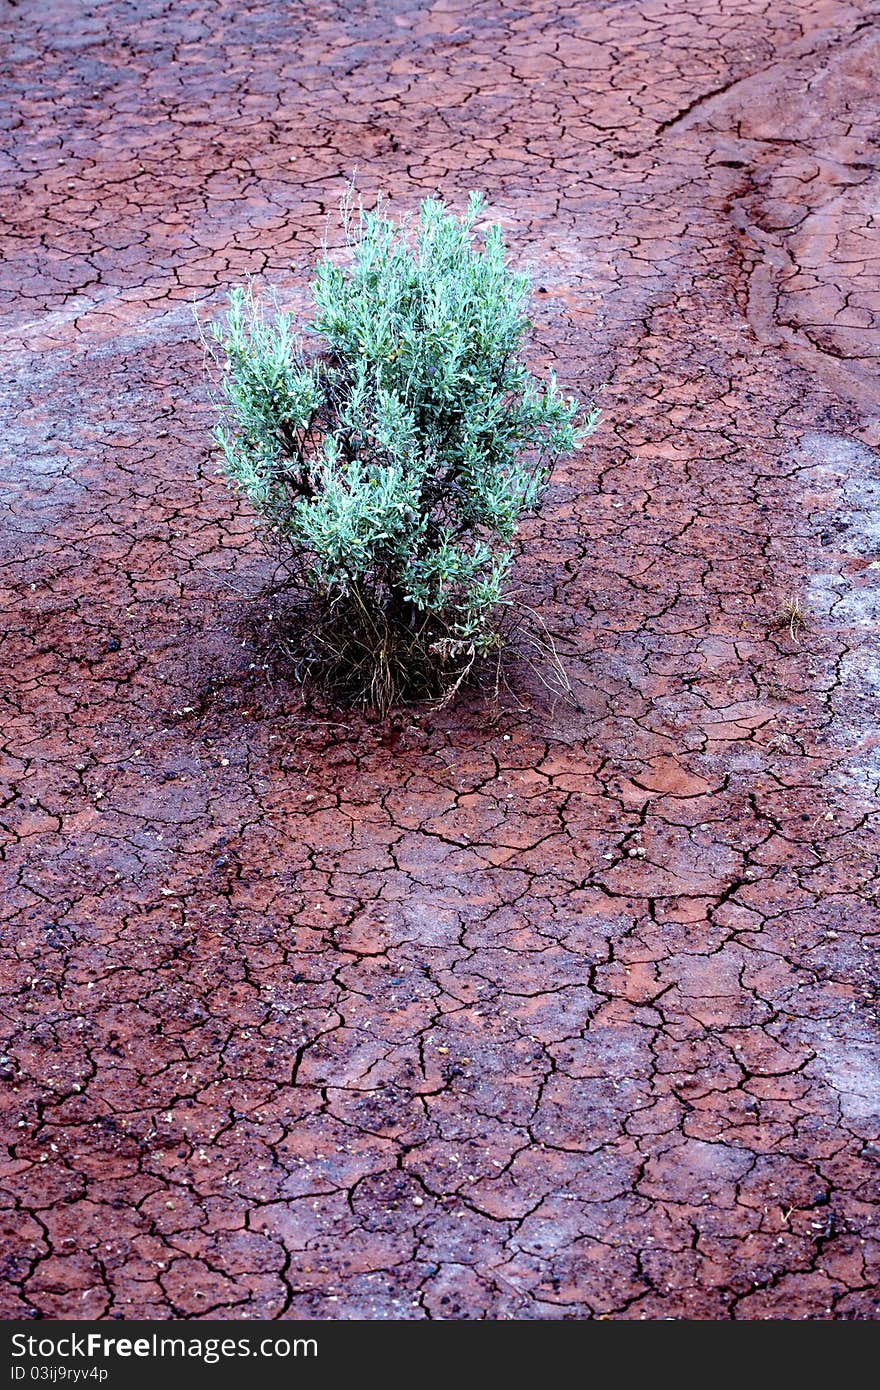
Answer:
top-left (1, 0), bottom-right (878, 1320)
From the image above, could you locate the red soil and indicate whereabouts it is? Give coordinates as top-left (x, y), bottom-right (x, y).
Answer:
top-left (1, 0), bottom-right (879, 1319)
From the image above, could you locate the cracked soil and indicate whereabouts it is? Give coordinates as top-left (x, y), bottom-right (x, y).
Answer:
top-left (1, 0), bottom-right (879, 1320)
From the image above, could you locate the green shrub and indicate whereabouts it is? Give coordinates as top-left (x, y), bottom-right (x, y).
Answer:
top-left (207, 192), bottom-right (597, 710)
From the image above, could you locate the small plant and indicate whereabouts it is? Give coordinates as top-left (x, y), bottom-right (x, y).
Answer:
top-left (778, 591), bottom-right (807, 645)
top-left (206, 192), bottom-right (597, 711)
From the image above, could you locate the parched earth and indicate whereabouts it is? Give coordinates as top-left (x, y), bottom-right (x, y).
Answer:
top-left (1, 0), bottom-right (879, 1320)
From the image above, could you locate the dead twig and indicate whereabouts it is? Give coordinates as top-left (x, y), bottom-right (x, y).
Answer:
top-left (777, 592), bottom-right (806, 645)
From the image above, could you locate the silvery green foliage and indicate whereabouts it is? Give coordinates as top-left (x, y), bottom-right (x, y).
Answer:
top-left (210, 194), bottom-right (597, 695)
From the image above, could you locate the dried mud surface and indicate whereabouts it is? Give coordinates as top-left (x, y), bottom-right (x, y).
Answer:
top-left (2, 0), bottom-right (880, 1320)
